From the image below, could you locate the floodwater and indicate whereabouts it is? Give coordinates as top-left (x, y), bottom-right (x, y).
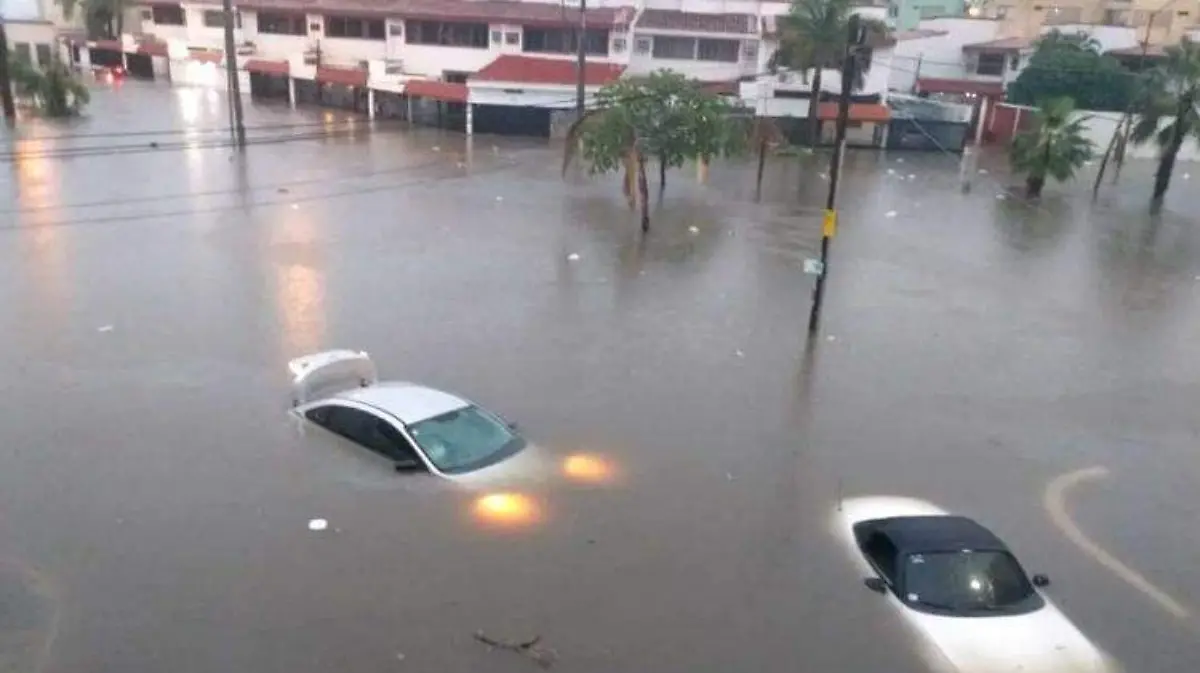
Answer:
top-left (1, 80), bottom-right (1199, 672)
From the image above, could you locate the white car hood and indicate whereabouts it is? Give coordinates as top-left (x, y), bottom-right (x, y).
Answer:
top-left (440, 444), bottom-right (552, 489)
top-left (836, 496), bottom-right (1117, 673)
top-left (904, 602), bottom-right (1110, 673)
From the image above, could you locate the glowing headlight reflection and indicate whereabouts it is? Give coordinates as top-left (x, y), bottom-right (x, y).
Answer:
top-left (471, 492), bottom-right (542, 528)
top-left (562, 454), bottom-right (616, 484)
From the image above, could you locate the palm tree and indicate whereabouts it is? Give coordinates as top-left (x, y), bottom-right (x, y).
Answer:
top-left (769, 0), bottom-right (889, 146)
top-left (58, 0), bottom-right (129, 39)
top-left (1131, 38), bottom-right (1200, 210)
top-left (1009, 97), bottom-right (1094, 198)
top-left (9, 57), bottom-right (91, 117)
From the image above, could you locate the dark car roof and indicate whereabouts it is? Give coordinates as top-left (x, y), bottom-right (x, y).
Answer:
top-left (863, 515), bottom-right (1010, 555)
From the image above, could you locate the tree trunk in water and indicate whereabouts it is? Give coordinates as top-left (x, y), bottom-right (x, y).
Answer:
top-left (637, 151), bottom-right (650, 232)
top-left (755, 137), bottom-right (767, 200)
top-left (658, 155), bottom-right (667, 193)
top-left (1025, 175), bottom-right (1044, 198)
top-left (807, 68), bottom-right (822, 147)
top-left (1151, 126), bottom-right (1185, 210)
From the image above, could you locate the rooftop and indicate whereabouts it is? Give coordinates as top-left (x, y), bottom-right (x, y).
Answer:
top-left (338, 382), bottom-right (469, 424)
top-left (473, 55), bottom-right (625, 86)
top-left (190, 0), bottom-right (637, 27)
top-left (963, 36), bottom-right (1032, 51)
top-left (867, 516), bottom-right (1008, 555)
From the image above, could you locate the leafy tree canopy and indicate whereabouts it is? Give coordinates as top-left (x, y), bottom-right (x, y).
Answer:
top-left (1007, 30), bottom-right (1136, 113)
top-left (1009, 96), bottom-right (1094, 197)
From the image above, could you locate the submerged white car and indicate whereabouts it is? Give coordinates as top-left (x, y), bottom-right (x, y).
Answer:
top-left (288, 350), bottom-right (542, 484)
top-left (838, 497), bottom-right (1117, 673)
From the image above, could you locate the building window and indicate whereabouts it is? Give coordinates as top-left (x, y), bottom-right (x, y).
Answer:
top-left (975, 52), bottom-right (1005, 75)
top-left (523, 27), bottom-right (609, 56)
top-left (202, 10), bottom-right (239, 28)
top-left (35, 43), bottom-right (52, 65)
top-left (140, 8), bottom-right (152, 21)
top-left (505, 31), bottom-right (520, 45)
top-left (651, 36), bottom-right (739, 62)
top-left (612, 37), bottom-right (626, 52)
top-left (634, 37), bottom-right (652, 54)
top-left (258, 12), bottom-right (306, 35)
top-left (13, 42), bottom-right (32, 63)
top-left (742, 40), bottom-right (759, 62)
top-left (1009, 54), bottom-right (1020, 69)
top-left (491, 30), bottom-right (502, 45)
top-left (888, 3), bottom-right (898, 17)
top-left (697, 38), bottom-right (738, 62)
top-left (151, 5), bottom-right (186, 26)
top-left (1045, 6), bottom-right (1082, 23)
top-left (388, 23), bottom-right (403, 37)
top-left (996, 5), bottom-right (1010, 18)
top-left (326, 16), bottom-right (385, 40)
top-left (405, 20), bottom-right (489, 48)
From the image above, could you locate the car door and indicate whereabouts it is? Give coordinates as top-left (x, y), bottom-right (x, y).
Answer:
top-left (306, 404), bottom-right (425, 469)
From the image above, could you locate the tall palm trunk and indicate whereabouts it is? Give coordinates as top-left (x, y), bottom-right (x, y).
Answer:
top-left (807, 68), bottom-right (823, 147)
top-left (637, 151), bottom-right (650, 232)
top-left (1025, 174), bottom-right (1045, 198)
top-left (658, 154), bottom-right (667, 193)
top-left (755, 137), bottom-right (767, 200)
top-left (1152, 121), bottom-right (1186, 209)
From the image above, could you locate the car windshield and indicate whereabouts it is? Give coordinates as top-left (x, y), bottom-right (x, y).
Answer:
top-left (407, 405), bottom-right (524, 474)
top-left (901, 550), bottom-right (1042, 616)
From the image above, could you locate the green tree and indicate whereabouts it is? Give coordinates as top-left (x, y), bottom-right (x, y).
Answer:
top-left (1008, 30), bottom-right (1136, 113)
top-left (1009, 97), bottom-right (1094, 198)
top-left (563, 71), bottom-right (736, 231)
top-left (58, 0), bottom-right (129, 39)
top-left (1131, 38), bottom-right (1200, 209)
top-left (768, 0), bottom-right (888, 146)
top-left (9, 56), bottom-right (91, 117)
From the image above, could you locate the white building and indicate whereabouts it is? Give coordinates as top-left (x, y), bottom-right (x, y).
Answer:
top-left (1, 0), bottom-right (83, 68)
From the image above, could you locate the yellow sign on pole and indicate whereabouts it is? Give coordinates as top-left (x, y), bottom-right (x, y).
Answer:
top-left (822, 209), bottom-right (838, 238)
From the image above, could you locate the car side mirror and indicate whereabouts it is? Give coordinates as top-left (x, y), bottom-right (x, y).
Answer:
top-left (507, 421), bottom-right (520, 432)
top-left (863, 577), bottom-right (888, 593)
top-left (1031, 574), bottom-right (1050, 588)
top-left (394, 457), bottom-right (422, 473)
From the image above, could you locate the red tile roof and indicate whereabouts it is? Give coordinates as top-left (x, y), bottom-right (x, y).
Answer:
top-left (636, 9), bottom-right (756, 35)
top-left (243, 58), bottom-right (290, 76)
top-left (212, 0), bottom-right (635, 28)
top-left (316, 65), bottom-right (368, 87)
top-left (404, 79), bottom-right (468, 102)
top-left (137, 40), bottom-right (169, 56)
top-left (916, 77), bottom-right (1005, 97)
top-left (962, 36), bottom-right (1030, 51)
top-left (472, 55), bottom-right (624, 86)
top-left (817, 102), bottom-right (890, 123)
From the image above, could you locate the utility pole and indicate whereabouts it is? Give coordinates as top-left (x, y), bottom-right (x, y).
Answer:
top-left (808, 14), bottom-right (862, 335)
top-left (221, 0), bottom-right (246, 147)
top-left (575, 0), bottom-right (587, 116)
top-left (0, 21), bottom-right (16, 124)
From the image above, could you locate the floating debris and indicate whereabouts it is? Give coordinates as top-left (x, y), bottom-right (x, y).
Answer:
top-left (97, 324), bottom-right (114, 333)
top-left (291, 204), bottom-right (300, 210)
top-left (885, 210), bottom-right (897, 218)
top-left (308, 518), bottom-right (328, 531)
top-left (887, 168), bottom-right (897, 175)
top-left (567, 253), bottom-right (580, 262)
top-left (735, 349), bottom-right (745, 358)
top-left (474, 631), bottom-right (557, 669)
top-left (277, 187), bottom-right (290, 194)
top-left (896, 157), bottom-right (905, 163)
top-left (431, 146), bottom-right (440, 152)
top-left (908, 174), bottom-right (916, 180)
top-left (688, 226), bottom-right (699, 234)
top-left (978, 168), bottom-right (989, 175)
top-left (495, 196), bottom-right (504, 202)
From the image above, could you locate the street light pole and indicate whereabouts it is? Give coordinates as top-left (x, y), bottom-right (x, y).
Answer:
top-left (221, 0), bottom-right (246, 148)
top-left (575, 0), bottom-right (587, 116)
top-left (0, 22), bottom-right (17, 124)
top-left (808, 13), bottom-right (862, 335)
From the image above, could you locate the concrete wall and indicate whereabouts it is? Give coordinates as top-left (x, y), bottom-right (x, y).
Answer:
top-left (991, 103), bottom-right (1200, 161)
top-left (470, 82), bottom-right (595, 108)
top-left (892, 0), bottom-right (965, 32)
top-left (890, 18), bottom-right (1003, 90)
top-left (2, 21), bottom-right (58, 66)
top-left (1038, 23), bottom-right (1139, 52)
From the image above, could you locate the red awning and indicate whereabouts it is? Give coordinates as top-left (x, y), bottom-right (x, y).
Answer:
top-left (137, 41), bottom-right (168, 57)
top-left (404, 79), bottom-right (468, 103)
top-left (473, 55), bottom-right (624, 86)
top-left (316, 65), bottom-right (368, 88)
top-left (817, 102), bottom-right (891, 123)
top-left (244, 59), bottom-right (289, 76)
top-left (190, 50), bottom-right (224, 64)
top-left (916, 78), bottom-right (1004, 97)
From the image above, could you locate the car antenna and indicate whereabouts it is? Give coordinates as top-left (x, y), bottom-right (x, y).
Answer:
top-left (836, 476), bottom-right (844, 512)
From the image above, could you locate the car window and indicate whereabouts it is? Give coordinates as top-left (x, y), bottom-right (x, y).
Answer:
top-left (310, 405), bottom-right (421, 465)
top-left (863, 532), bottom-right (899, 583)
top-left (407, 405), bottom-right (524, 474)
top-left (901, 550), bottom-right (1042, 615)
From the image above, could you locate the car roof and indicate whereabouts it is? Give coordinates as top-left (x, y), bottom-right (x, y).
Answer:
top-left (864, 515), bottom-right (1010, 555)
top-left (334, 382), bottom-right (470, 424)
